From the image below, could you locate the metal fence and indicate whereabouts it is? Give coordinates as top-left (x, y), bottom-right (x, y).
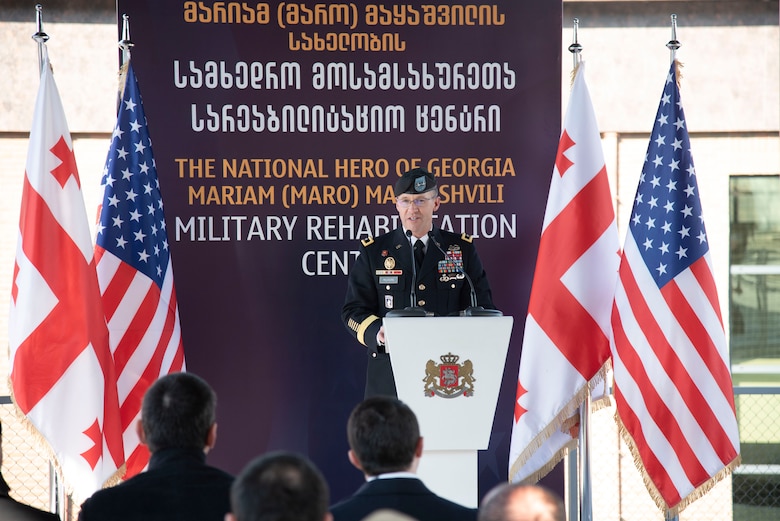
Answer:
top-left (0, 395), bottom-right (53, 513)
top-left (731, 387), bottom-right (780, 521)
top-left (579, 386), bottom-right (780, 521)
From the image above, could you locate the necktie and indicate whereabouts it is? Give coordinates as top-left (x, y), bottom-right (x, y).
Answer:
top-left (414, 239), bottom-right (424, 270)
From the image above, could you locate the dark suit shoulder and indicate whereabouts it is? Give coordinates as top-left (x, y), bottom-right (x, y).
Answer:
top-left (330, 478), bottom-right (476, 521)
top-left (78, 463), bottom-right (233, 521)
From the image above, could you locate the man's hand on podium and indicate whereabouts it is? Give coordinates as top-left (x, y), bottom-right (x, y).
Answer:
top-left (377, 326), bottom-right (386, 351)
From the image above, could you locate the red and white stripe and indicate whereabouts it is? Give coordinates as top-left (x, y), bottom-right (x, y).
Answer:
top-left (95, 245), bottom-right (185, 477)
top-left (611, 234), bottom-right (740, 511)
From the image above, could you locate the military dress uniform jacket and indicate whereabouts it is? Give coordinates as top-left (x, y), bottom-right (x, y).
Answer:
top-left (342, 227), bottom-right (494, 397)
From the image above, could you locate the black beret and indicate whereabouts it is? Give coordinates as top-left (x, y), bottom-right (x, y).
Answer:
top-left (394, 168), bottom-right (437, 197)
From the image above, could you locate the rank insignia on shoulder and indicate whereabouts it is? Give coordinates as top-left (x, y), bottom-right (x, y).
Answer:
top-left (361, 237), bottom-right (375, 247)
top-left (460, 233), bottom-right (473, 243)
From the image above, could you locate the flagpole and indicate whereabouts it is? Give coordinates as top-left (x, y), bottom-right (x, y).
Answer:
top-left (666, 14), bottom-right (680, 65)
top-left (119, 13), bottom-right (133, 66)
top-left (578, 386), bottom-right (593, 521)
top-left (32, 8), bottom-right (58, 513)
top-left (663, 17), bottom-right (681, 521)
top-left (568, 18), bottom-right (582, 70)
top-left (568, 18), bottom-right (593, 521)
top-left (32, 6), bottom-right (62, 514)
top-left (666, 20), bottom-right (681, 521)
top-left (116, 14), bottom-right (134, 111)
top-left (31, 3), bottom-right (49, 74)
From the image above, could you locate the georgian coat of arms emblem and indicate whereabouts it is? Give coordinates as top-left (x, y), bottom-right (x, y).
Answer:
top-left (422, 352), bottom-right (475, 398)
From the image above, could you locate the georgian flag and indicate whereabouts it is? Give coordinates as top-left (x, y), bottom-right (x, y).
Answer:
top-left (509, 62), bottom-right (619, 483)
top-left (9, 48), bottom-right (124, 502)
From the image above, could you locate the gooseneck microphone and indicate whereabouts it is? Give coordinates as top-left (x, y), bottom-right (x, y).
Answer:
top-left (428, 231), bottom-right (503, 317)
top-left (385, 230), bottom-right (427, 317)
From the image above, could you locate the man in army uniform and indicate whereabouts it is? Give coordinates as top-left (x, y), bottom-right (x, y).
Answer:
top-left (342, 167), bottom-right (495, 397)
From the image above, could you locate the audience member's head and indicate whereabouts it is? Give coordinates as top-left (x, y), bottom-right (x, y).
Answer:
top-left (346, 396), bottom-right (421, 477)
top-left (478, 483), bottom-right (564, 521)
top-left (139, 372), bottom-right (217, 453)
top-left (227, 451), bottom-right (330, 521)
top-left (360, 509), bottom-right (418, 521)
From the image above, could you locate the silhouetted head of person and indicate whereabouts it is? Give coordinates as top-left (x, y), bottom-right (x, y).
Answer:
top-left (139, 372), bottom-right (217, 453)
top-left (346, 396), bottom-right (421, 476)
top-left (479, 483), bottom-right (565, 521)
top-left (228, 451), bottom-right (331, 521)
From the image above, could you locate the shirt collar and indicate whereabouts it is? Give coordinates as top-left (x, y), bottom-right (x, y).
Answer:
top-left (367, 471), bottom-right (418, 482)
top-left (403, 228), bottom-right (431, 246)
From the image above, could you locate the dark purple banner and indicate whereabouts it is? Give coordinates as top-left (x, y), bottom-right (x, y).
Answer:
top-left (115, 0), bottom-right (561, 501)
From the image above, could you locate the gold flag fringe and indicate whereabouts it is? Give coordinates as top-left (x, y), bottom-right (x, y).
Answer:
top-left (673, 59), bottom-right (684, 89)
top-left (508, 362), bottom-right (611, 484)
top-left (8, 378), bottom-right (127, 506)
top-left (513, 437), bottom-right (578, 486)
top-left (104, 462), bottom-right (127, 489)
top-left (118, 61), bottom-right (130, 100)
top-left (569, 62), bottom-right (581, 89)
top-left (592, 358), bottom-right (613, 413)
top-left (614, 412), bottom-right (741, 517)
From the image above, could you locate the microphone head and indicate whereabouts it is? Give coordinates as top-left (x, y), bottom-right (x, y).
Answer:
top-left (405, 229), bottom-right (413, 238)
top-left (461, 306), bottom-right (504, 317)
top-left (386, 307), bottom-right (429, 318)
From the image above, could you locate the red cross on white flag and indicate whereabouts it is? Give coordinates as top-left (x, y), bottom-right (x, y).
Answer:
top-left (9, 48), bottom-right (124, 502)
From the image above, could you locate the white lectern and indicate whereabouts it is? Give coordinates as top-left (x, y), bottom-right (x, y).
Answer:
top-left (383, 316), bottom-right (513, 508)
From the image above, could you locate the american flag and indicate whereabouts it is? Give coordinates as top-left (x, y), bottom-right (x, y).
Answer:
top-left (10, 48), bottom-right (124, 501)
top-left (95, 62), bottom-right (185, 478)
top-left (509, 62), bottom-right (619, 483)
top-left (611, 61), bottom-right (740, 515)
